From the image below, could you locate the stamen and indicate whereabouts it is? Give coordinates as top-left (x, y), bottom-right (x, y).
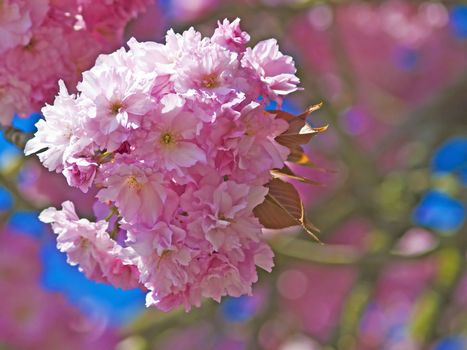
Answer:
top-left (126, 175), bottom-right (142, 190)
top-left (110, 101), bottom-right (123, 115)
top-left (201, 73), bottom-right (219, 88)
top-left (157, 250), bottom-right (171, 269)
top-left (24, 37), bottom-right (36, 50)
top-left (161, 133), bottom-right (173, 145)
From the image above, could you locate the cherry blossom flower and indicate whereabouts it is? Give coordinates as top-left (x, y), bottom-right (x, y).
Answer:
top-left (39, 201), bottom-right (140, 289)
top-left (242, 39), bottom-right (300, 100)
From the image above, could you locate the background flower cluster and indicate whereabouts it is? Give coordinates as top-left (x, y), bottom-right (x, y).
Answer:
top-left (0, 0), bottom-right (151, 123)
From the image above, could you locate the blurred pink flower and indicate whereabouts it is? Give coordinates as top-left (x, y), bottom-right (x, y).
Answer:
top-left (0, 230), bottom-right (119, 350)
top-left (0, 0), bottom-right (48, 54)
top-left (0, 0), bottom-right (152, 123)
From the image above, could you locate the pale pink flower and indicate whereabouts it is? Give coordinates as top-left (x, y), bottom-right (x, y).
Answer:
top-left (127, 28), bottom-right (204, 92)
top-left (252, 240), bottom-right (275, 272)
top-left (137, 96), bottom-right (207, 175)
top-left (199, 253), bottom-right (251, 302)
top-left (197, 240), bottom-right (273, 304)
top-left (127, 37), bottom-right (172, 74)
top-left (62, 156), bottom-right (98, 193)
top-left (133, 224), bottom-right (200, 311)
top-left (96, 161), bottom-right (169, 228)
top-left (78, 57), bottom-right (155, 133)
top-left (242, 38), bottom-right (300, 100)
top-left (228, 102), bottom-right (290, 184)
top-left (165, 27), bottom-right (203, 60)
top-left (184, 180), bottom-right (268, 246)
top-left (24, 81), bottom-right (91, 172)
top-left (174, 41), bottom-right (242, 98)
top-left (127, 223), bottom-right (193, 297)
top-left (39, 201), bottom-right (141, 289)
top-left (211, 18), bottom-right (250, 53)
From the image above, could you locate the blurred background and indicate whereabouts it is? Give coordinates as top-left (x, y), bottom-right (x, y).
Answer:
top-left (1, 0), bottom-right (466, 349)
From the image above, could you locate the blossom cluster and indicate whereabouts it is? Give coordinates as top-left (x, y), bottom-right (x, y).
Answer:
top-left (26, 19), bottom-right (300, 311)
top-left (0, 0), bottom-right (151, 123)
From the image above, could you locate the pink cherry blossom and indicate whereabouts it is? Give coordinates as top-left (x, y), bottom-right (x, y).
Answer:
top-left (136, 95), bottom-right (207, 175)
top-left (242, 38), bottom-right (300, 101)
top-left (77, 55), bottom-right (155, 134)
top-left (39, 201), bottom-right (140, 290)
top-left (24, 81), bottom-right (91, 173)
top-left (62, 156), bottom-right (98, 193)
top-left (212, 18), bottom-right (250, 53)
top-left (173, 41), bottom-right (241, 98)
top-left (96, 161), bottom-right (169, 228)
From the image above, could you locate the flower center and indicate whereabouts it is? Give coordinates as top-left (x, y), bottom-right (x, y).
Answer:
top-left (218, 213), bottom-right (234, 223)
top-left (161, 132), bottom-right (174, 145)
top-left (126, 175), bottom-right (142, 190)
top-left (24, 37), bottom-right (36, 50)
top-left (201, 73), bottom-right (219, 88)
top-left (157, 250), bottom-right (172, 269)
top-left (110, 101), bottom-right (123, 115)
top-left (78, 237), bottom-right (90, 249)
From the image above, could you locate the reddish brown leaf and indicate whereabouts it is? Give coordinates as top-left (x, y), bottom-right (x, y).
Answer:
top-left (253, 194), bottom-right (298, 229)
top-left (269, 110), bottom-right (295, 122)
top-left (271, 165), bottom-right (322, 186)
top-left (276, 123), bottom-right (328, 149)
top-left (299, 102), bottom-right (323, 118)
top-left (254, 178), bottom-right (320, 241)
top-left (270, 102), bottom-right (323, 123)
top-left (270, 102), bottom-right (326, 151)
top-left (287, 146), bottom-right (307, 163)
top-left (286, 148), bottom-right (334, 174)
